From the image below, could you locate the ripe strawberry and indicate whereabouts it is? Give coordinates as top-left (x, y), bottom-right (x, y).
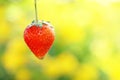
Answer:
top-left (24, 20), bottom-right (55, 59)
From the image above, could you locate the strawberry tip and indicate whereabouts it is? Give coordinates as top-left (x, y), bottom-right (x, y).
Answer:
top-left (38, 57), bottom-right (44, 60)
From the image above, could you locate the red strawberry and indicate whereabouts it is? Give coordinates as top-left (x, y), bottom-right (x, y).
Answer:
top-left (24, 20), bottom-right (55, 59)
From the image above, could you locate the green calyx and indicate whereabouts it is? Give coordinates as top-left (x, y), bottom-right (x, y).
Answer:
top-left (31, 20), bottom-right (43, 28)
top-left (31, 20), bottom-right (52, 28)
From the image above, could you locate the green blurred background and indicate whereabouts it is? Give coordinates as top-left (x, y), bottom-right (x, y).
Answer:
top-left (0, 0), bottom-right (120, 80)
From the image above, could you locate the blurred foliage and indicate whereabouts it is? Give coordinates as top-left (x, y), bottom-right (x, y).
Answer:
top-left (0, 0), bottom-right (120, 80)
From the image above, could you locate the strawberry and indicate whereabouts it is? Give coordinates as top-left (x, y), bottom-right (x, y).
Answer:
top-left (24, 20), bottom-right (55, 59)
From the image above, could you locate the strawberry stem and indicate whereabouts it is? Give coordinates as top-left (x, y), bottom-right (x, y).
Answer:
top-left (34, 0), bottom-right (38, 24)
